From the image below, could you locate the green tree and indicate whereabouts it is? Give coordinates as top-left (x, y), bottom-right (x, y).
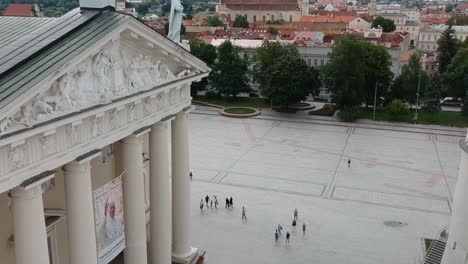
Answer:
top-left (372, 16), bottom-right (396, 32)
top-left (445, 4), bottom-right (454, 13)
top-left (437, 24), bottom-right (460, 75)
top-left (136, 2), bottom-right (151, 15)
top-left (399, 54), bottom-right (430, 107)
top-left (422, 75), bottom-right (442, 113)
top-left (323, 36), bottom-right (392, 109)
top-left (190, 39), bottom-right (217, 96)
top-left (254, 41), bottom-right (297, 87)
top-left (388, 76), bottom-right (405, 102)
top-left (233, 15), bottom-right (249, 28)
top-left (254, 43), bottom-right (319, 108)
top-left (444, 47), bottom-right (468, 100)
top-left (363, 41), bottom-right (393, 108)
top-left (446, 16), bottom-right (468, 25)
top-left (209, 41), bottom-right (251, 98)
top-left (207, 16), bottom-right (224, 27)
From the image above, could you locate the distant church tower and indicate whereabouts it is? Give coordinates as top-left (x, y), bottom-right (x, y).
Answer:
top-left (300, 0), bottom-right (310, 16)
top-left (368, 0), bottom-right (376, 16)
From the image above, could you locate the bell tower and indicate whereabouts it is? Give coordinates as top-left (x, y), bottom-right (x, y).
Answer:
top-left (368, 0), bottom-right (376, 16)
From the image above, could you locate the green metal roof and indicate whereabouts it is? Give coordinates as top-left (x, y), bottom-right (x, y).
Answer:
top-left (0, 9), bottom-right (131, 111)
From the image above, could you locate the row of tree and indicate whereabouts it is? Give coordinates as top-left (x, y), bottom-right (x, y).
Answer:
top-left (190, 39), bottom-right (320, 108)
top-left (190, 25), bottom-right (468, 116)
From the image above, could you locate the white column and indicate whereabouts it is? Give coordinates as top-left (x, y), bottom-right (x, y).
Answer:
top-left (172, 112), bottom-right (194, 259)
top-left (64, 161), bottom-right (98, 264)
top-left (149, 121), bottom-right (172, 264)
top-left (442, 143), bottom-right (468, 263)
top-left (10, 186), bottom-right (50, 264)
top-left (122, 135), bottom-right (148, 264)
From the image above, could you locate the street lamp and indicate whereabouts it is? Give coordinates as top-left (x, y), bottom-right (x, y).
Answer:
top-left (414, 70), bottom-right (421, 122)
top-left (373, 82), bottom-right (378, 120)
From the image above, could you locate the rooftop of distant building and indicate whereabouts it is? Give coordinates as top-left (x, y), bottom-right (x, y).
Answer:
top-left (2, 4), bottom-right (36, 17)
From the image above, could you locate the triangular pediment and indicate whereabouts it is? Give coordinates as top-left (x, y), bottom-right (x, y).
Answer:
top-left (0, 11), bottom-right (209, 136)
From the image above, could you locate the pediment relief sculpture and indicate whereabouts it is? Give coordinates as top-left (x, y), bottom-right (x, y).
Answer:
top-left (0, 46), bottom-right (195, 136)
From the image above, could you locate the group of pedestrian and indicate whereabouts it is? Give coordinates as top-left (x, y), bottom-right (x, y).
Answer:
top-left (200, 195), bottom-right (235, 212)
top-left (274, 208), bottom-right (307, 245)
top-left (200, 195), bottom-right (219, 211)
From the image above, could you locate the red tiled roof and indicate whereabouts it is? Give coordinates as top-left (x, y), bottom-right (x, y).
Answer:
top-left (300, 15), bottom-right (356, 23)
top-left (318, 10), bottom-right (357, 16)
top-left (2, 4), bottom-right (34, 17)
top-left (222, 0), bottom-right (298, 11)
top-left (456, 3), bottom-right (468, 10)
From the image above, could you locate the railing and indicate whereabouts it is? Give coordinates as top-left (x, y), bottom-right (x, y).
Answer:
top-left (420, 225), bottom-right (448, 264)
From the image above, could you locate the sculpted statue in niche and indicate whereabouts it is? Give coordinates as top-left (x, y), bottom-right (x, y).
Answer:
top-left (9, 145), bottom-right (26, 170)
top-left (144, 99), bottom-right (151, 116)
top-left (128, 103), bottom-right (136, 122)
top-left (109, 110), bottom-right (121, 130)
top-left (110, 41), bottom-right (125, 97)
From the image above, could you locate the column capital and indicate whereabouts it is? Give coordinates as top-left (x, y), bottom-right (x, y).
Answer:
top-left (63, 160), bottom-right (91, 173)
top-left (9, 185), bottom-right (43, 200)
top-left (121, 134), bottom-right (142, 144)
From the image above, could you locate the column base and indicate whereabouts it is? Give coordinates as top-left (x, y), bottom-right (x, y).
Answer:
top-left (172, 248), bottom-right (205, 264)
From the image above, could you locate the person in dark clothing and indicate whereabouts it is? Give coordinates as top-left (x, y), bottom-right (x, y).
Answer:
top-left (348, 159), bottom-right (351, 168)
top-left (205, 195), bottom-right (209, 207)
top-left (225, 197), bottom-right (229, 208)
top-left (199, 199), bottom-right (204, 212)
top-left (275, 230), bottom-right (279, 244)
top-left (292, 219), bottom-right (297, 229)
top-left (286, 231), bottom-right (290, 244)
top-left (190, 171), bottom-right (193, 180)
top-left (242, 207), bottom-right (247, 221)
top-left (229, 197), bottom-right (233, 209)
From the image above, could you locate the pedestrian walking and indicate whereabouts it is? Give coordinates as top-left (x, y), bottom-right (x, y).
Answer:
top-left (229, 197), bottom-right (233, 209)
top-left (214, 196), bottom-right (218, 209)
top-left (302, 223), bottom-right (306, 235)
top-left (205, 195), bottom-right (209, 207)
top-left (199, 199), bottom-right (204, 212)
top-left (210, 200), bottom-right (213, 208)
top-left (348, 159), bottom-right (351, 168)
top-left (242, 206), bottom-right (247, 221)
top-left (225, 197), bottom-right (229, 208)
top-left (286, 231), bottom-right (290, 244)
top-left (277, 224), bottom-right (283, 235)
top-left (292, 219), bottom-right (297, 229)
top-left (275, 230), bottom-right (279, 244)
top-left (294, 208), bottom-right (298, 220)
top-left (190, 171), bottom-right (193, 180)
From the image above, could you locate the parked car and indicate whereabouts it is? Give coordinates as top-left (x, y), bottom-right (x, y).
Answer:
top-left (440, 97), bottom-right (463, 107)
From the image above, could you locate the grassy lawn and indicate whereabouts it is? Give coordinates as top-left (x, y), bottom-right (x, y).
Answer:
top-left (358, 108), bottom-right (468, 127)
top-left (194, 96), bottom-right (269, 108)
top-left (424, 238), bottom-right (434, 253)
top-left (224, 107), bottom-right (257, 115)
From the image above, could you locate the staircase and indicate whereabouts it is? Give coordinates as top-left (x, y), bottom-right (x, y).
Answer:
top-left (424, 240), bottom-right (447, 264)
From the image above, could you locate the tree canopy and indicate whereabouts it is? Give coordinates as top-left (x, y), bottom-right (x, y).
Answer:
top-left (209, 41), bottom-right (251, 98)
top-left (323, 36), bottom-right (393, 109)
top-left (189, 38), bottom-right (217, 96)
top-left (207, 16), bottom-right (224, 27)
top-left (233, 15), bottom-right (249, 28)
top-left (444, 47), bottom-right (468, 99)
top-left (437, 24), bottom-right (460, 75)
top-left (254, 42), bottom-right (320, 108)
top-left (398, 53), bottom-right (429, 107)
top-left (371, 16), bottom-right (396, 33)
top-left (446, 16), bottom-right (468, 26)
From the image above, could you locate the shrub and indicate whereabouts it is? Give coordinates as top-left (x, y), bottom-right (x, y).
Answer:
top-left (338, 106), bottom-right (361, 122)
top-left (386, 100), bottom-right (410, 115)
top-left (309, 104), bottom-right (336, 116)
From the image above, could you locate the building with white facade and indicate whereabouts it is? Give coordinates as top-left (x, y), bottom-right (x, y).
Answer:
top-left (418, 25), bottom-right (468, 52)
top-left (0, 3), bottom-right (210, 264)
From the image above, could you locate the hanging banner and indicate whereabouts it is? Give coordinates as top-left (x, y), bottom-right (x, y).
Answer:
top-left (93, 175), bottom-right (125, 264)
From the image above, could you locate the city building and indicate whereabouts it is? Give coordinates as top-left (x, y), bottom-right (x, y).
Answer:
top-left (218, 0), bottom-right (310, 23)
top-left (418, 25), bottom-right (468, 52)
top-left (0, 2), bottom-right (210, 264)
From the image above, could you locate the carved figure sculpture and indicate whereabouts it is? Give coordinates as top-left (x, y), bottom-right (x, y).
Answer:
top-left (168, 0), bottom-right (184, 43)
top-left (95, 51), bottom-right (113, 101)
